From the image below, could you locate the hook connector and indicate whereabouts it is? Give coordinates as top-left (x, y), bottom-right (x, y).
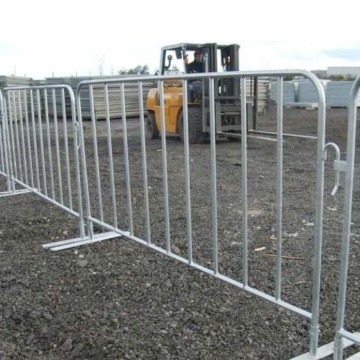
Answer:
top-left (323, 142), bottom-right (347, 196)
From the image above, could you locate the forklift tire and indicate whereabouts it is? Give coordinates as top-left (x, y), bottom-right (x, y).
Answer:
top-left (179, 107), bottom-right (204, 144)
top-left (147, 112), bottom-right (159, 139)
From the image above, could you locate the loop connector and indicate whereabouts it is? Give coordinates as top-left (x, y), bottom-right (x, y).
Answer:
top-left (74, 121), bottom-right (81, 151)
top-left (323, 142), bottom-right (347, 196)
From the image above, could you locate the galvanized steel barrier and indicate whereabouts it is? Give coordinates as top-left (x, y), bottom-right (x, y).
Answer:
top-left (68, 70), bottom-right (327, 358)
top-left (0, 85), bottom-right (87, 244)
top-left (0, 90), bottom-right (8, 179)
top-left (0, 89), bottom-right (30, 196)
top-left (0, 90), bottom-right (11, 192)
top-left (331, 76), bottom-right (360, 360)
top-left (0, 71), bottom-right (358, 359)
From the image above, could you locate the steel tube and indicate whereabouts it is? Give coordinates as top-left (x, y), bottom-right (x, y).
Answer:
top-left (104, 84), bottom-right (118, 228)
top-left (120, 83), bottom-right (134, 235)
top-left (89, 85), bottom-right (104, 223)
top-left (18, 91), bottom-right (28, 185)
top-left (137, 82), bottom-right (151, 243)
top-left (44, 90), bottom-right (55, 199)
top-left (333, 75), bottom-right (360, 360)
top-left (52, 89), bottom-right (63, 204)
top-left (159, 80), bottom-right (171, 253)
top-left (241, 77), bottom-right (249, 286)
top-left (275, 76), bottom-right (284, 300)
top-left (182, 80), bottom-right (193, 264)
top-left (61, 88), bottom-right (73, 210)
top-left (209, 78), bottom-right (219, 274)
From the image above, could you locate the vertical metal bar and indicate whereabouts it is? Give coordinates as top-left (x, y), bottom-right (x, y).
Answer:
top-left (0, 91), bottom-right (6, 174)
top-left (120, 83), bottom-right (133, 235)
top-left (275, 76), bottom-right (284, 300)
top-left (44, 90), bottom-right (55, 199)
top-left (30, 90), bottom-right (40, 190)
top-left (23, 90), bottom-right (34, 188)
top-left (52, 89), bottom-right (63, 204)
top-left (209, 78), bottom-right (218, 274)
top-left (3, 95), bottom-right (14, 192)
top-left (182, 80), bottom-right (193, 264)
top-left (309, 75), bottom-right (326, 357)
top-left (241, 77), bottom-right (249, 286)
top-left (7, 92), bottom-right (18, 182)
top-left (61, 88), bottom-right (73, 210)
top-left (137, 82), bottom-right (151, 243)
top-left (73, 87), bottom-right (86, 239)
top-left (0, 91), bottom-right (11, 191)
top-left (12, 90), bottom-right (23, 182)
top-left (0, 131), bottom-right (3, 174)
top-left (253, 77), bottom-right (258, 130)
top-left (18, 91), bottom-right (28, 185)
top-left (36, 89), bottom-right (47, 196)
top-left (89, 85), bottom-right (104, 223)
top-left (159, 80), bottom-right (171, 252)
top-left (333, 76), bottom-right (360, 360)
top-left (0, 102), bottom-right (4, 173)
top-left (104, 84), bottom-right (118, 228)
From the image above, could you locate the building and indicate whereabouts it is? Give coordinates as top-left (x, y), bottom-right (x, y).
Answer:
top-left (327, 66), bottom-right (360, 78)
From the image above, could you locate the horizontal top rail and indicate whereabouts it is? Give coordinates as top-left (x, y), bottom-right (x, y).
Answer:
top-left (76, 69), bottom-right (325, 97)
top-left (3, 84), bottom-right (76, 103)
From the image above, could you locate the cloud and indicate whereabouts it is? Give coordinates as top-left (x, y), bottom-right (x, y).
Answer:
top-left (0, 42), bottom-right (19, 55)
top-left (323, 47), bottom-right (360, 61)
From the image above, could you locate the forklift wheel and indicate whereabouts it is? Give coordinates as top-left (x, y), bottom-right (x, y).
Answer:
top-left (227, 132), bottom-right (242, 142)
top-left (179, 107), bottom-right (204, 144)
top-left (147, 112), bottom-right (159, 139)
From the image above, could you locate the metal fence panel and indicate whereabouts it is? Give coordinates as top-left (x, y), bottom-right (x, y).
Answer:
top-left (0, 89), bottom-right (12, 194)
top-left (332, 75), bottom-right (360, 360)
top-left (2, 85), bottom-right (87, 242)
top-left (73, 70), bottom-right (328, 359)
top-left (1, 71), bottom-right (358, 359)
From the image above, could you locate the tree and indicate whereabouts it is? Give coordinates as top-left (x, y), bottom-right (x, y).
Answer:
top-left (118, 65), bottom-right (149, 75)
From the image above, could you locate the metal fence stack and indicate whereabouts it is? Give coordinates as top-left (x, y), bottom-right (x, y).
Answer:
top-left (270, 79), bottom-right (360, 108)
top-left (326, 81), bottom-right (360, 107)
top-left (46, 76), bottom-right (156, 119)
top-left (247, 78), bottom-right (269, 113)
top-left (269, 80), bottom-right (296, 104)
top-left (0, 76), bottom-right (33, 121)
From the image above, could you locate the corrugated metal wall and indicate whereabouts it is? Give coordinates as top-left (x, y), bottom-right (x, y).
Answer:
top-left (326, 81), bottom-right (360, 107)
top-left (270, 81), bottom-right (296, 103)
top-left (270, 79), bottom-right (360, 107)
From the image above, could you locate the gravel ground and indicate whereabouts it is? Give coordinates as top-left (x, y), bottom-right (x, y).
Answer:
top-left (0, 107), bottom-right (359, 359)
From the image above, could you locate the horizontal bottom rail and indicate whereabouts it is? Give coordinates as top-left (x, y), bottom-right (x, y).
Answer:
top-left (13, 179), bottom-right (79, 218)
top-left (0, 188), bottom-right (31, 197)
top-left (87, 216), bottom-right (312, 319)
top-left (248, 129), bottom-right (318, 140)
top-left (347, 352), bottom-right (360, 360)
top-left (292, 332), bottom-right (360, 360)
top-left (339, 330), bottom-right (360, 346)
top-left (42, 231), bottom-right (123, 251)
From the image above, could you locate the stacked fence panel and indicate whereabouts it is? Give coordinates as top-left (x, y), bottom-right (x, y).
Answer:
top-left (46, 75), bottom-right (156, 119)
top-left (3, 85), bottom-right (82, 218)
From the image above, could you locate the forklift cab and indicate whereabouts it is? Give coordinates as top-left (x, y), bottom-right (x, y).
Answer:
top-left (159, 43), bottom-right (240, 75)
top-left (147, 42), bottom-right (254, 143)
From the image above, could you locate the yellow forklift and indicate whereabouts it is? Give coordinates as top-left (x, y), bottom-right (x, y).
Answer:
top-left (146, 42), bottom-right (254, 143)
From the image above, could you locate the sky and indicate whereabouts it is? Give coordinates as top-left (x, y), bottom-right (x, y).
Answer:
top-left (1, 0), bottom-right (360, 79)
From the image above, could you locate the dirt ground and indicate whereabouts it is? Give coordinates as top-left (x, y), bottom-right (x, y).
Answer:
top-left (0, 106), bottom-right (359, 359)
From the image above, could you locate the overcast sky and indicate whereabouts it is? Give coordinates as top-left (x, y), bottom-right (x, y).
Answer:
top-left (1, 0), bottom-right (360, 79)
